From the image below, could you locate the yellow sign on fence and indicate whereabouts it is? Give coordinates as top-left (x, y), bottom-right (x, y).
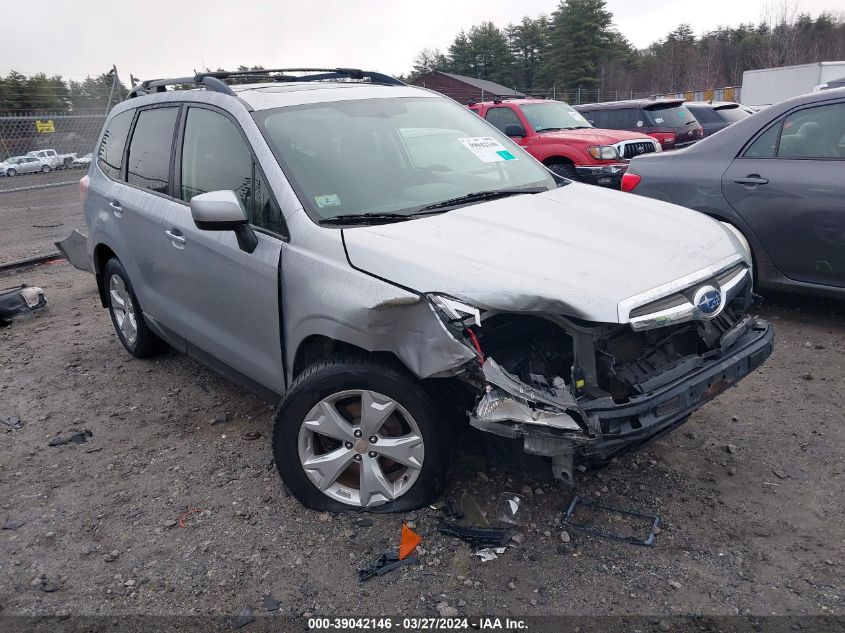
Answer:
top-left (35, 119), bottom-right (55, 133)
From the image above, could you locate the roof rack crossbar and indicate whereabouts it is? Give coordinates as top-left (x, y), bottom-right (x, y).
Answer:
top-left (127, 75), bottom-right (237, 99)
top-left (196, 67), bottom-right (404, 86)
top-left (126, 67), bottom-right (404, 100)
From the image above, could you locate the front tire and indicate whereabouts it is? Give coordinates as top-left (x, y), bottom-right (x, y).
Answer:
top-left (273, 354), bottom-right (450, 512)
top-left (548, 162), bottom-right (580, 181)
top-left (6, 169), bottom-right (15, 177)
top-left (41, 165), bottom-right (51, 173)
top-left (103, 258), bottom-right (168, 358)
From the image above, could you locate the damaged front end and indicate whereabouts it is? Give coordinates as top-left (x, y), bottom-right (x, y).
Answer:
top-left (433, 264), bottom-right (774, 483)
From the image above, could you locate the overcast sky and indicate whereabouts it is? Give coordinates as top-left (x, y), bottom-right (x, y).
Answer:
top-left (1, 0), bottom-right (842, 81)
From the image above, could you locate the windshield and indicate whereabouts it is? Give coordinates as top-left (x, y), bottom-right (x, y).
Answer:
top-left (520, 102), bottom-right (592, 131)
top-left (644, 103), bottom-right (698, 128)
top-left (254, 97), bottom-right (555, 222)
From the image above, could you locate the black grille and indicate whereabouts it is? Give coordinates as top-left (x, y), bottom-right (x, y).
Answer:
top-left (621, 142), bottom-right (656, 159)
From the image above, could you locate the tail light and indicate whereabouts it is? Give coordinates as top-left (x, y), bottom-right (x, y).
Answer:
top-left (79, 175), bottom-right (89, 206)
top-left (621, 172), bottom-right (641, 192)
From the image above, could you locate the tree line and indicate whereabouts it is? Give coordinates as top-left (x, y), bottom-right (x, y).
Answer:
top-left (406, 0), bottom-right (845, 94)
top-left (0, 69), bottom-right (128, 113)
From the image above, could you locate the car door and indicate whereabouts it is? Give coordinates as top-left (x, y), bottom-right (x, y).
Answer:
top-left (484, 105), bottom-right (529, 147)
top-left (722, 100), bottom-right (845, 287)
top-left (169, 105), bottom-right (286, 395)
top-left (24, 157), bottom-right (41, 174)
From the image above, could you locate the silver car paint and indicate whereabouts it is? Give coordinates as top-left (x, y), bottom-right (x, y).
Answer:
top-left (86, 82), bottom-right (747, 398)
top-left (343, 183), bottom-right (748, 323)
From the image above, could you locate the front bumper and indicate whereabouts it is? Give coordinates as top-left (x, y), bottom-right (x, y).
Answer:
top-left (471, 318), bottom-right (774, 466)
top-left (576, 163), bottom-right (628, 188)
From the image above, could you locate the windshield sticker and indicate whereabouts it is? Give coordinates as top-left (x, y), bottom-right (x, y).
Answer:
top-left (654, 117), bottom-right (665, 124)
top-left (315, 194), bottom-right (341, 208)
top-left (570, 111), bottom-right (587, 121)
top-left (458, 137), bottom-right (517, 163)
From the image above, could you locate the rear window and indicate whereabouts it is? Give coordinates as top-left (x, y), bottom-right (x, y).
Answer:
top-left (97, 110), bottom-right (134, 179)
top-left (126, 107), bottom-right (179, 194)
top-left (715, 105), bottom-right (751, 123)
top-left (644, 104), bottom-right (697, 128)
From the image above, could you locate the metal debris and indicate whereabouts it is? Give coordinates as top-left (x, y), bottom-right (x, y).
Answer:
top-left (562, 496), bottom-right (662, 547)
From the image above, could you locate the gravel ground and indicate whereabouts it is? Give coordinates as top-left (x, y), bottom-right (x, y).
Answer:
top-left (0, 262), bottom-right (843, 621)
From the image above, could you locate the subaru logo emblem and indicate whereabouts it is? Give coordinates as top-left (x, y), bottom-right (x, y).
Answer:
top-left (693, 285), bottom-right (722, 318)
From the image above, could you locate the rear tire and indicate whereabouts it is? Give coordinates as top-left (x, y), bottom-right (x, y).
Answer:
top-left (103, 258), bottom-right (168, 358)
top-left (548, 162), bottom-right (580, 181)
top-left (41, 165), bottom-right (50, 173)
top-left (273, 354), bottom-right (450, 512)
top-left (6, 169), bottom-right (15, 177)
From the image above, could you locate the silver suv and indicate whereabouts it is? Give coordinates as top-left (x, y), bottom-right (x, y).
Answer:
top-left (81, 68), bottom-right (774, 512)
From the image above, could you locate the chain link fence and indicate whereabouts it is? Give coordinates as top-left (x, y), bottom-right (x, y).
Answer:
top-left (0, 100), bottom-right (106, 266)
top-left (0, 109), bottom-right (106, 191)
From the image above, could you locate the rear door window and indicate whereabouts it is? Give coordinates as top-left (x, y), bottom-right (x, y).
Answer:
top-left (777, 103), bottom-right (845, 159)
top-left (744, 123), bottom-right (781, 158)
top-left (97, 109), bottom-right (134, 179)
top-left (126, 107), bottom-right (179, 194)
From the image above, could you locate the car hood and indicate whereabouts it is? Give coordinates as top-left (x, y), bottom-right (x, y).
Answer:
top-left (342, 184), bottom-right (745, 323)
top-left (538, 128), bottom-right (654, 145)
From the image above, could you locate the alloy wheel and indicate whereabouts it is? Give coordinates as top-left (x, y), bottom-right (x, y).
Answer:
top-left (297, 390), bottom-right (425, 508)
top-left (109, 274), bottom-right (138, 346)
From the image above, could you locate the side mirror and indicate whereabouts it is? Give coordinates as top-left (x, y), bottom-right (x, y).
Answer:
top-left (190, 190), bottom-right (257, 253)
top-left (504, 123), bottom-right (526, 138)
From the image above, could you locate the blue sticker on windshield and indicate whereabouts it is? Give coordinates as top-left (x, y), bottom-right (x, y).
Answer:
top-left (496, 150), bottom-right (516, 160)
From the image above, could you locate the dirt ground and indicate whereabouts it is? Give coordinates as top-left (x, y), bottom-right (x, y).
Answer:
top-left (0, 183), bottom-right (85, 266)
top-left (1, 262), bottom-right (843, 623)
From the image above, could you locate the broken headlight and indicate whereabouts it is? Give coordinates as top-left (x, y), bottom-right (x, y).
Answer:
top-left (428, 294), bottom-right (482, 327)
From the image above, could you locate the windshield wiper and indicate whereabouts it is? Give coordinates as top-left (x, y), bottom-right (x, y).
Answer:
top-left (414, 187), bottom-right (547, 213)
top-left (535, 127), bottom-right (563, 132)
top-left (319, 212), bottom-right (412, 226)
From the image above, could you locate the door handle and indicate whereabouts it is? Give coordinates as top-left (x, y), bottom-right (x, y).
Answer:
top-left (165, 229), bottom-right (186, 248)
top-left (734, 175), bottom-right (769, 186)
top-left (109, 200), bottom-right (123, 216)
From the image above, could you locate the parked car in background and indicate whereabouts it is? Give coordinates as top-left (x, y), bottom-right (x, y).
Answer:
top-left (79, 67), bottom-right (772, 512)
top-left (26, 148), bottom-right (77, 170)
top-left (575, 98), bottom-right (703, 151)
top-left (70, 152), bottom-right (93, 169)
top-left (622, 88), bottom-right (845, 299)
top-left (0, 155), bottom-right (49, 176)
top-left (685, 101), bottom-right (752, 137)
top-left (469, 98), bottom-right (660, 187)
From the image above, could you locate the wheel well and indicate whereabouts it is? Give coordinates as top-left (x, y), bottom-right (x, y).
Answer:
top-left (93, 244), bottom-right (117, 307)
top-left (542, 156), bottom-right (574, 167)
top-left (292, 335), bottom-right (374, 379)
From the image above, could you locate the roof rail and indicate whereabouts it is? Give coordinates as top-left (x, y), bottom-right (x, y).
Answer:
top-left (126, 67), bottom-right (404, 100)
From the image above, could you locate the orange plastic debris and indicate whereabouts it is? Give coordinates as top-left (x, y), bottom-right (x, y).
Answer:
top-left (399, 522), bottom-right (422, 560)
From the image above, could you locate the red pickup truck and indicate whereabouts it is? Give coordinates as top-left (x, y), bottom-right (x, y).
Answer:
top-left (468, 98), bottom-right (661, 188)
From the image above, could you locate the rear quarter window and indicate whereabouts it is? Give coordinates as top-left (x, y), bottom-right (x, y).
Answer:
top-left (97, 109), bottom-right (134, 179)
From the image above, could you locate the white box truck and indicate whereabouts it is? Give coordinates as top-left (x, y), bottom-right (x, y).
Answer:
top-left (741, 61), bottom-right (845, 107)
